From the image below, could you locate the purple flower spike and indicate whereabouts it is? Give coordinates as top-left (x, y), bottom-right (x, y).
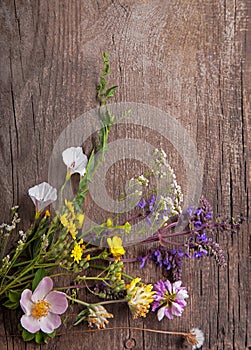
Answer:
top-left (20, 277), bottom-right (68, 334)
top-left (152, 279), bottom-right (188, 321)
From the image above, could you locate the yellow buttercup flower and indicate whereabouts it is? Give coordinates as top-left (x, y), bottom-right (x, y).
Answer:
top-left (107, 236), bottom-right (125, 260)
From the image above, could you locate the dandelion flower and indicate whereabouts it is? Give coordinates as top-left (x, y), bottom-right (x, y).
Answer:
top-left (20, 277), bottom-right (68, 334)
top-left (186, 328), bottom-right (205, 350)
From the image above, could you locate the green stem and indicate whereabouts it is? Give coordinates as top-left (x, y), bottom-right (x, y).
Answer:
top-left (66, 295), bottom-right (90, 307)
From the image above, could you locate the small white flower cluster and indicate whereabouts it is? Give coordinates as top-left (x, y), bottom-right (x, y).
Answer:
top-left (151, 149), bottom-right (183, 222)
top-left (17, 230), bottom-right (27, 250)
top-left (0, 254), bottom-right (11, 274)
top-left (0, 207), bottom-right (21, 236)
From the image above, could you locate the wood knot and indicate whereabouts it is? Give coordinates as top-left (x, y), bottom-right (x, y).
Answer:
top-left (124, 338), bottom-right (136, 349)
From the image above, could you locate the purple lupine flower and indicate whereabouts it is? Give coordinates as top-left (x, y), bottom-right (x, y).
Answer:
top-left (152, 280), bottom-right (188, 320)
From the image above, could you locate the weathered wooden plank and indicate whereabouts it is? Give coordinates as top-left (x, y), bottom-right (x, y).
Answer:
top-left (0, 0), bottom-right (250, 349)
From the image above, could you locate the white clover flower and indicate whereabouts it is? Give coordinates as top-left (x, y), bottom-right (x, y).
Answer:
top-left (62, 147), bottom-right (88, 176)
top-left (28, 182), bottom-right (57, 213)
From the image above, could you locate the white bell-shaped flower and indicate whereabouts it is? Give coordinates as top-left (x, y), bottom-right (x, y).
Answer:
top-left (62, 147), bottom-right (88, 176)
top-left (28, 182), bottom-right (57, 213)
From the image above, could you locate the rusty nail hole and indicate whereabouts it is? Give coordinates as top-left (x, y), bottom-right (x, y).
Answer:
top-left (125, 338), bottom-right (136, 349)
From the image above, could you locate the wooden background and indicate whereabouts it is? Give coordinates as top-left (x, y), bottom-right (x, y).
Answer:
top-left (0, 0), bottom-right (250, 349)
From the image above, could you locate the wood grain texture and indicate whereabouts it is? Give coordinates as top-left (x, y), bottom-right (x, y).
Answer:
top-left (0, 0), bottom-right (250, 349)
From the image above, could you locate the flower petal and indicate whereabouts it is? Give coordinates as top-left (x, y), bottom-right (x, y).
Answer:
top-left (40, 312), bottom-right (61, 333)
top-left (164, 307), bottom-right (173, 320)
top-left (32, 277), bottom-right (53, 302)
top-left (20, 289), bottom-right (33, 315)
top-left (157, 306), bottom-right (165, 321)
top-left (177, 289), bottom-right (189, 300)
top-left (171, 302), bottom-right (183, 316)
top-left (45, 291), bottom-right (68, 314)
top-left (21, 314), bottom-right (41, 334)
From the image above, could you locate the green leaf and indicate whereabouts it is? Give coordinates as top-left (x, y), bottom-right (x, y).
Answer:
top-left (3, 299), bottom-right (19, 310)
top-left (98, 77), bottom-right (107, 94)
top-left (32, 268), bottom-right (46, 291)
top-left (22, 328), bottom-right (35, 342)
top-left (35, 331), bottom-right (44, 344)
top-left (104, 86), bottom-right (118, 98)
top-left (47, 330), bottom-right (56, 338)
top-left (8, 290), bottom-right (21, 303)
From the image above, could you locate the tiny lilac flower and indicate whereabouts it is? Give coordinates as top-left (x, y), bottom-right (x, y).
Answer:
top-left (206, 211), bottom-right (212, 219)
top-left (152, 250), bottom-right (163, 267)
top-left (186, 206), bottom-right (194, 216)
top-left (28, 182), bottom-right (57, 214)
top-left (148, 195), bottom-right (155, 211)
top-left (152, 279), bottom-right (188, 321)
top-left (62, 147), bottom-right (88, 177)
top-left (20, 277), bottom-right (68, 334)
top-left (195, 221), bottom-right (202, 228)
top-left (198, 233), bottom-right (208, 243)
top-left (137, 198), bottom-right (146, 209)
top-left (138, 256), bottom-right (148, 269)
top-left (146, 216), bottom-right (151, 226)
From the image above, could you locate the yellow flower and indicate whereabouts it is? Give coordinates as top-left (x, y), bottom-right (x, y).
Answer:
top-left (85, 254), bottom-right (90, 261)
top-left (65, 200), bottom-right (75, 218)
top-left (67, 221), bottom-right (77, 240)
top-left (107, 236), bottom-right (125, 260)
top-left (60, 213), bottom-right (69, 228)
top-left (123, 221), bottom-right (131, 234)
top-left (126, 278), bottom-right (155, 319)
top-left (75, 213), bottom-right (84, 229)
top-left (71, 243), bottom-right (83, 263)
top-left (45, 210), bottom-right (50, 217)
top-left (106, 218), bottom-right (113, 227)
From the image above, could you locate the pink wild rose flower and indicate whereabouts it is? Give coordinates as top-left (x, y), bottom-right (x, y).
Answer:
top-left (20, 277), bottom-right (68, 334)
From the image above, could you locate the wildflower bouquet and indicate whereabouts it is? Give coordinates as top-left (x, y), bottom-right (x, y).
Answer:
top-left (0, 53), bottom-right (243, 348)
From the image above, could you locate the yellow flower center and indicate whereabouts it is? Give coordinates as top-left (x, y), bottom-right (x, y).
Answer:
top-left (31, 300), bottom-right (50, 319)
